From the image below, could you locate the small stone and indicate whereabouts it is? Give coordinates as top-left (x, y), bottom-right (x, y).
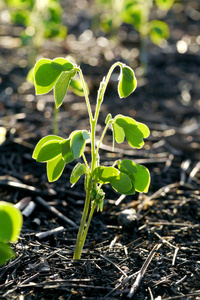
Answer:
top-left (118, 208), bottom-right (138, 228)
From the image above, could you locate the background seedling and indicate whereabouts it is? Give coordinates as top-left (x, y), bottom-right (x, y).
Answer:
top-left (94, 0), bottom-right (174, 71)
top-left (1, 0), bottom-right (67, 67)
top-left (32, 57), bottom-right (151, 259)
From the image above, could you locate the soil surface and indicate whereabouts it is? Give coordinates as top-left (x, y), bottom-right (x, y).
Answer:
top-left (0, 1), bottom-right (200, 299)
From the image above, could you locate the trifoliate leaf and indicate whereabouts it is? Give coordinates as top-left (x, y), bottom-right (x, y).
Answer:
top-left (110, 172), bottom-right (132, 194)
top-left (51, 57), bottom-right (74, 71)
top-left (118, 65), bottom-right (137, 98)
top-left (93, 166), bottom-right (120, 184)
top-left (33, 135), bottom-right (64, 160)
top-left (114, 115), bottom-right (150, 148)
top-left (36, 140), bottom-right (62, 162)
top-left (34, 58), bottom-right (62, 95)
top-left (60, 139), bottom-right (74, 164)
top-left (34, 58), bottom-right (74, 95)
top-left (47, 155), bottom-right (65, 182)
top-left (70, 163), bottom-right (86, 186)
top-left (131, 163), bottom-right (150, 193)
top-left (54, 72), bottom-right (72, 108)
top-left (70, 130), bottom-right (88, 159)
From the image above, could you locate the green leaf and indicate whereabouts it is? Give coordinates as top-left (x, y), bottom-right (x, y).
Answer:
top-left (131, 163), bottom-right (150, 193)
top-left (113, 122), bottom-right (125, 144)
top-left (60, 139), bottom-right (74, 164)
top-left (70, 163), bottom-right (86, 186)
top-left (114, 115), bottom-right (150, 148)
top-left (34, 58), bottom-right (63, 95)
top-left (54, 72), bottom-right (72, 108)
top-left (149, 20), bottom-right (170, 45)
top-left (93, 166), bottom-right (120, 184)
top-left (70, 130), bottom-right (89, 159)
top-left (118, 159), bottom-right (138, 174)
top-left (82, 130), bottom-right (90, 140)
top-left (155, 0), bottom-right (174, 10)
top-left (0, 241), bottom-right (16, 266)
top-left (36, 140), bottom-right (62, 162)
top-left (33, 135), bottom-right (64, 160)
top-left (118, 65), bottom-right (137, 98)
top-left (34, 58), bottom-right (74, 95)
top-left (51, 57), bottom-right (74, 71)
top-left (70, 78), bottom-right (88, 97)
top-left (122, 5), bottom-right (144, 30)
top-left (0, 202), bottom-right (23, 243)
top-left (117, 159), bottom-right (150, 194)
top-left (110, 172), bottom-right (133, 194)
top-left (47, 154), bottom-right (65, 182)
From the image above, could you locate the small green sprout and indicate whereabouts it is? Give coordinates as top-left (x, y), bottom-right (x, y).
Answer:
top-left (32, 57), bottom-right (150, 259)
top-left (0, 201), bottom-right (23, 266)
top-left (95, 0), bottom-right (174, 70)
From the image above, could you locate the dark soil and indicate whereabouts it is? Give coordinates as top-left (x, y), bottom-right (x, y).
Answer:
top-left (0, 1), bottom-right (200, 299)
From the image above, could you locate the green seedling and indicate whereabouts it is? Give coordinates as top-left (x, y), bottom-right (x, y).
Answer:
top-left (0, 201), bottom-right (23, 266)
top-left (32, 57), bottom-right (151, 259)
top-left (2, 0), bottom-right (67, 66)
top-left (95, 0), bottom-right (174, 71)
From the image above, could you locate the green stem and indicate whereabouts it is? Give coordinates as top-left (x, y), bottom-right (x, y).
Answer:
top-left (93, 62), bottom-right (122, 124)
top-left (81, 202), bottom-right (96, 247)
top-left (92, 62), bottom-right (122, 165)
top-left (77, 68), bottom-right (93, 122)
top-left (73, 63), bottom-right (123, 259)
top-left (82, 153), bottom-right (90, 173)
top-left (73, 176), bottom-right (92, 259)
top-left (96, 120), bottom-right (111, 154)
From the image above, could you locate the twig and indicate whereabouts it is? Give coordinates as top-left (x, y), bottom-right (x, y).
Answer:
top-left (154, 232), bottom-right (179, 266)
top-left (154, 232), bottom-right (176, 249)
top-left (187, 161), bottom-right (200, 184)
top-left (149, 221), bottom-right (199, 228)
top-left (35, 196), bottom-right (78, 228)
top-left (100, 254), bottom-right (128, 278)
top-left (162, 290), bottom-right (200, 300)
top-left (172, 247), bottom-right (179, 266)
top-left (148, 286), bottom-right (154, 300)
top-left (137, 182), bottom-right (181, 213)
top-left (175, 274), bottom-right (187, 285)
top-left (127, 243), bottom-right (162, 298)
top-left (0, 179), bottom-right (56, 196)
top-left (35, 226), bottom-right (65, 240)
top-left (115, 194), bottom-right (126, 206)
top-left (22, 200), bottom-right (36, 218)
top-left (18, 272), bottom-right (40, 286)
top-left (14, 196), bottom-right (31, 210)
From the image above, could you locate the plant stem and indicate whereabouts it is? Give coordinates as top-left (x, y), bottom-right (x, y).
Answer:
top-left (73, 176), bottom-right (92, 259)
top-left (93, 62), bottom-right (122, 124)
top-left (96, 120), bottom-right (111, 153)
top-left (73, 63), bottom-right (122, 259)
top-left (81, 201), bottom-right (96, 247)
top-left (77, 68), bottom-right (93, 122)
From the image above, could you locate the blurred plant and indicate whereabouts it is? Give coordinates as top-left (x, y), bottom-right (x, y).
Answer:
top-left (95, 0), bottom-right (174, 71)
top-left (32, 57), bottom-right (150, 259)
top-left (0, 201), bottom-right (23, 266)
top-left (2, 0), bottom-right (67, 65)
